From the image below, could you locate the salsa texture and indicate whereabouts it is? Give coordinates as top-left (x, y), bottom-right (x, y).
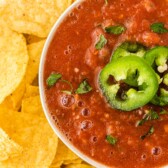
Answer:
top-left (43, 0), bottom-right (168, 167)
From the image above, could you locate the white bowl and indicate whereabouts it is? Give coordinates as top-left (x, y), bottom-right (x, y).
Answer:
top-left (39, 1), bottom-right (168, 168)
top-left (39, 0), bottom-right (109, 167)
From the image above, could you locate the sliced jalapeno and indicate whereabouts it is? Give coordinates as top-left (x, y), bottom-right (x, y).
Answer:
top-left (144, 46), bottom-right (168, 106)
top-left (99, 56), bottom-right (159, 111)
top-left (111, 42), bottom-right (146, 61)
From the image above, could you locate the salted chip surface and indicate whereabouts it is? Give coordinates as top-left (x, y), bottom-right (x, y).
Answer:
top-left (0, 24), bottom-right (28, 104)
top-left (0, 107), bottom-right (58, 167)
top-left (24, 85), bottom-right (39, 98)
top-left (26, 40), bottom-right (45, 84)
top-left (50, 140), bottom-right (79, 167)
top-left (0, 128), bottom-right (22, 161)
top-left (0, 0), bottom-right (73, 37)
top-left (1, 77), bottom-right (26, 110)
top-left (21, 95), bottom-right (44, 116)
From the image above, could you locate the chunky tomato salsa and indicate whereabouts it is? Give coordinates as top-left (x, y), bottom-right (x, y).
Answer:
top-left (43, 0), bottom-right (168, 167)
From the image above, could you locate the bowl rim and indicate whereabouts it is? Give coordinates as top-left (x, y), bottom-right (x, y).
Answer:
top-left (39, 0), bottom-right (110, 167)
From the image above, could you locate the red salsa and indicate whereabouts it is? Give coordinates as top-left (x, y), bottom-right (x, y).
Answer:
top-left (43, 0), bottom-right (168, 167)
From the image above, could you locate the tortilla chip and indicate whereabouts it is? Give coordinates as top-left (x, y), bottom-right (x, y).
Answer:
top-left (26, 40), bottom-right (45, 84)
top-left (24, 34), bottom-right (45, 44)
top-left (21, 95), bottom-right (44, 116)
top-left (64, 158), bottom-right (83, 165)
top-left (50, 140), bottom-right (79, 167)
top-left (65, 163), bottom-right (94, 168)
top-left (0, 128), bottom-right (23, 161)
top-left (0, 0), bottom-right (73, 37)
top-left (24, 85), bottom-right (39, 98)
top-left (50, 160), bottom-right (63, 168)
top-left (0, 23), bottom-right (28, 104)
top-left (0, 107), bottom-right (58, 167)
top-left (50, 158), bottom-right (83, 168)
top-left (1, 77), bottom-right (26, 110)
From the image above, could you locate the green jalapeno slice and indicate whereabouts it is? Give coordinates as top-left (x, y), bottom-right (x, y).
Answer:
top-left (144, 46), bottom-right (168, 106)
top-left (99, 56), bottom-right (159, 111)
top-left (111, 41), bottom-right (146, 61)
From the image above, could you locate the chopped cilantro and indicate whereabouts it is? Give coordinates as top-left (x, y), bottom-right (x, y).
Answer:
top-left (136, 110), bottom-right (159, 126)
top-left (75, 79), bottom-right (92, 94)
top-left (46, 73), bottom-right (62, 87)
top-left (95, 34), bottom-right (107, 50)
top-left (150, 22), bottom-right (168, 34)
top-left (149, 110), bottom-right (160, 120)
top-left (105, 25), bottom-right (126, 35)
top-left (140, 126), bottom-right (154, 140)
top-left (160, 109), bottom-right (168, 115)
top-left (106, 135), bottom-right (117, 145)
top-left (136, 116), bottom-right (148, 126)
